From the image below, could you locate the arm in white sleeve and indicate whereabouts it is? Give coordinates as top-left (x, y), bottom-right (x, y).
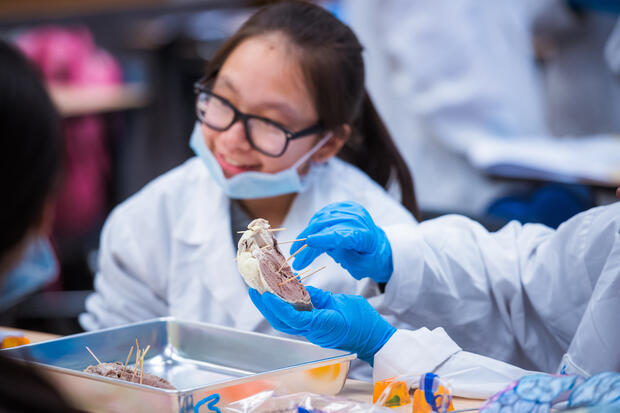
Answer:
top-left (381, 203), bottom-right (620, 373)
top-left (79, 205), bottom-right (169, 330)
top-left (560, 206), bottom-right (620, 376)
top-left (374, 328), bottom-right (530, 399)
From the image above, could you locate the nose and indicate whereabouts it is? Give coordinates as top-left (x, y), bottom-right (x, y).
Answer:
top-left (219, 119), bottom-right (252, 152)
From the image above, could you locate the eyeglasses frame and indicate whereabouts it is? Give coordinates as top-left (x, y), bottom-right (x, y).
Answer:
top-left (193, 78), bottom-right (324, 157)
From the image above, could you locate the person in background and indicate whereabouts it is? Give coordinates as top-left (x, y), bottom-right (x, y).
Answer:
top-left (80, 1), bottom-right (420, 378)
top-left (0, 40), bottom-right (79, 412)
top-left (250, 197), bottom-right (619, 398)
top-left (343, 0), bottom-right (618, 226)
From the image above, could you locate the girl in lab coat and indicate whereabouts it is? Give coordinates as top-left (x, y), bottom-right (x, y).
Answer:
top-left (80, 2), bottom-right (419, 355)
top-left (252, 198), bottom-right (620, 397)
top-left (0, 40), bottom-right (80, 412)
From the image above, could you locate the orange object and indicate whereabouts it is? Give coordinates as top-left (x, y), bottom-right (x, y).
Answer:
top-left (373, 377), bottom-right (411, 407)
top-left (411, 386), bottom-right (454, 413)
top-left (374, 377), bottom-right (454, 412)
top-left (306, 363), bottom-right (342, 381)
top-left (1, 336), bottom-right (30, 349)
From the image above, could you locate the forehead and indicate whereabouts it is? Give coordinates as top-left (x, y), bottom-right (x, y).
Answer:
top-left (216, 33), bottom-right (316, 119)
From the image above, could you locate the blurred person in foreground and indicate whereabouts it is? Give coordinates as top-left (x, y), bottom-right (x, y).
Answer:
top-left (0, 40), bottom-right (79, 412)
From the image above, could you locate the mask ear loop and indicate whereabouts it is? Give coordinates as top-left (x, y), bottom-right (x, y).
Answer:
top-left (292, 132), bottom-right (334, 169)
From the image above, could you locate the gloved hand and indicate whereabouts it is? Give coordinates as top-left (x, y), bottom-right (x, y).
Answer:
top-left (290, 202), bottom-right (393, 283)
top-left (249, 286), bottom-right (396, 365)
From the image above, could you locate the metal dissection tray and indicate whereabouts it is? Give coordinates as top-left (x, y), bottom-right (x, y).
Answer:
top-left (1, 317), bottom-right (356, 413)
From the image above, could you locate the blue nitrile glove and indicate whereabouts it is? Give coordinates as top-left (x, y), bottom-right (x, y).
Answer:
top-left (290, 202), bottom-right (393, 283)
top-left (249, 286), bottom-right (396, 365)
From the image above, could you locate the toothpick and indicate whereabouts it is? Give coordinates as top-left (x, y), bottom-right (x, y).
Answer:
top-left (277, 244), bottom-right (307, 273)
top-left (298, 265), bottom-right (326, 282)
top-left (140, 352), bottom-right (144, 384)
top-left (295, 267), bottom-right (314, 278)
top-left (277, 238), bottom-right (307, 245)
top-left (138, 345), bottom-right (150, 385)
top-left (277, 267), bottom-right (313, 287)
top-left (278, 265), bottom-right (327, 287)
top-left (124, 345), bottom-right (134, 369)
top-left (133, 339), bottom-right (140, 377)
top-left (85, 346), bottom-right (102, 365)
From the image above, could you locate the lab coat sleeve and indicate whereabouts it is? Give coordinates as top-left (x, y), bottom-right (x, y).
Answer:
top-left (374, 328), bottom-right (530, 399)
top-left (79, 205), bottom-right (169, 330)
top-left (560, 216), bottom-right (620, 376)
top-left (380, 203), bottom-right (620, 373)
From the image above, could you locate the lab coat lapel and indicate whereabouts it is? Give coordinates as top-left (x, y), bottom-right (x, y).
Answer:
top-left (172, 176), bottom-right (266, 332)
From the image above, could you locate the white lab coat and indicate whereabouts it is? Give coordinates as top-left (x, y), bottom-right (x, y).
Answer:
top-left (79, 156), bottom-right (418, 376)
top-left (375, 202), bottom-right (620, 393)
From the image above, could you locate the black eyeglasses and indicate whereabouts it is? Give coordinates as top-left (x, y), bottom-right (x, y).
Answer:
top-left (193, 79), bottom-right (323, 157)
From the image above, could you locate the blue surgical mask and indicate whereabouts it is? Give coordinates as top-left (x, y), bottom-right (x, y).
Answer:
top-left (190, 123), bottom-right (332, 199)
top-left (0, 237), bottom-right (58, 312)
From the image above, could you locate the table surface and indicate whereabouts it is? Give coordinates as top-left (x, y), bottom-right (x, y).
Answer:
top-left (1, 327), bottom-right (484, 411)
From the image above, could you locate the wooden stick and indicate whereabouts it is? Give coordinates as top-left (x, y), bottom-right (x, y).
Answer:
top-left (298, 265), bottom-right (326, 282)
top-left (140, 351), bottom-right (144, 384)
top-left (297, 267), bottom-right (314, 276)
top-left (279, 265), bottom-right (325, 286)
top-left (278, 268), bottom-right (312, 286)
top-left (277, 244), bottom-right (307, 272)
top-left (85, 346), bottom-right (102, 365)
top-left (124, 345), bottom-right (134, 369)
top-left (139, 345), bottom-right (150, 385)
top-left (142, 345), bottom-right (151, 360)
top-left (133, 339), bottom-right (140, 377)
top-left (277, 238), bottom-right (307, 245)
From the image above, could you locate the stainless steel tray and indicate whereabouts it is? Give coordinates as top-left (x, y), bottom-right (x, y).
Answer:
top-left (1, 317), bottom-right (355, 413)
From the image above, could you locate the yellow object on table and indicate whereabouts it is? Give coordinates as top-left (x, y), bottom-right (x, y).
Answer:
top-left (373, 376), bottom-right (454, 412)
top-left (1, 335), bottom-right (30, 349)
top-left (373, 378), bottom-right (411, 407)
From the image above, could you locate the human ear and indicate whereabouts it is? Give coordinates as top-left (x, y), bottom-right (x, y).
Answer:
top-left (311, 124), bottom-right (350, 163)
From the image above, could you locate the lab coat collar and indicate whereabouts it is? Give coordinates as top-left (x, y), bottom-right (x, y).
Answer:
top-left (172, 163), bottom-right (267, 331)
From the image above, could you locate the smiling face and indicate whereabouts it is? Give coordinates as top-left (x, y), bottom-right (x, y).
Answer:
top-left (201, 32), bottom-right (322, 178)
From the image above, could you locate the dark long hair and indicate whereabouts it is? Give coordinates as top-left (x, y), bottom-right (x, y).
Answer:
top-left (0, 41), bottom-right (63, 257)
top-left (0, 41), bottom-right (79, 412)
top-left (203, 1), bottom-right (419, 218)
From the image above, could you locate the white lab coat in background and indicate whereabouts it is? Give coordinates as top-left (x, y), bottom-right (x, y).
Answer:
top-left (79, 157), bottom-right (418, 377)
top-left (378, 202), bottom-right (620, 386)
top-left (344, 0), bottom-right (548, 215)
top-left (532, 3), bottom-right (620, 137)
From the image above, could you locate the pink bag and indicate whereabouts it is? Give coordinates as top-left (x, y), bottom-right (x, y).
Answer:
top-left (16, 27), bottom-right (122, 235)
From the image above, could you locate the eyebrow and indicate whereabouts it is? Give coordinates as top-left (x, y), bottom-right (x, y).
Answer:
top-left (217, 76), bottom-right (239, 96)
